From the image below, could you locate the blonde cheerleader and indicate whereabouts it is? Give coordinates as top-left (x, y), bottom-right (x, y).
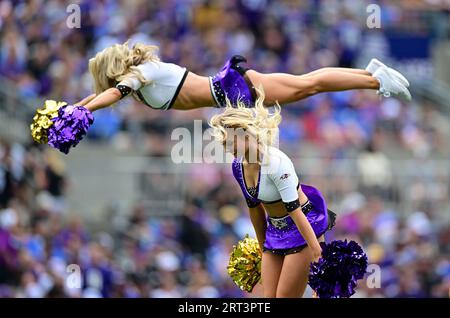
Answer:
top-left (211, 90), bottom-right (367, 298)
top-left (209, 89), bottom-right (336, 297)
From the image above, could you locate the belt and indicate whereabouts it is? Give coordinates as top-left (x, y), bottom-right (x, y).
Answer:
top-left (269, 200), bottom-right (313, 229)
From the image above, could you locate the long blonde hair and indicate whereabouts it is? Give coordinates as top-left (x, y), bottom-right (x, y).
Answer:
top-left (88, 41), bottom-right (160, 94)
top-left (209, 88), bottom-right (282, 149)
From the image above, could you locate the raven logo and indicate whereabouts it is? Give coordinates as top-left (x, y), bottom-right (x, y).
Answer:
top-left (280, 173), bottom-right (290, 180)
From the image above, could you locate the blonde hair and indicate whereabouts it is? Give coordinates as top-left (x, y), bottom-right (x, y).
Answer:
top-left (209, 88), bottom-right (282, 149)
top-left (88, 41), bottom-right (160, 95)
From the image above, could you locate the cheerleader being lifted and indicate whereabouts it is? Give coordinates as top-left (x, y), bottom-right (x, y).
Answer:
top-left (31, 41), bottom-right (411, 153)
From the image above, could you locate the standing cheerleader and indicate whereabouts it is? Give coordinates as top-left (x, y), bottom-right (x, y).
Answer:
top-left (79, 41), bottom-right (410, 113)
top-left (209, 90), bottom-right (336, 298)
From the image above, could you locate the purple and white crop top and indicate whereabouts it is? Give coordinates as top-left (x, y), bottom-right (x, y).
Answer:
top-left (232, 146), bottom-right (301, 212)
top-left (116, 60), bottom-right (189, 110)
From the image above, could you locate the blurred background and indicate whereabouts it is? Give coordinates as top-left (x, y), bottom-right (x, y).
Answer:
top-left (1, 0), bottom-right (450, 298)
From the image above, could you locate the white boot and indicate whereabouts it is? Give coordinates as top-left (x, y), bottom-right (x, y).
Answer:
top-left (366, 58), bottom-right (410, 88)
top-left (373, 66), bottom-right (411, 101)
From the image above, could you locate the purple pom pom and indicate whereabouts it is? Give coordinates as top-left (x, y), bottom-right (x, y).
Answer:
top-left (47, 105), bottom-right (94, 154)
top-left (309, 240), bottom-right (368, 298)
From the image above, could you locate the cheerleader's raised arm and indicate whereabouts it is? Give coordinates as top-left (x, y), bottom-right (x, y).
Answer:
top-left (81, 88), bottom-right (122, 113)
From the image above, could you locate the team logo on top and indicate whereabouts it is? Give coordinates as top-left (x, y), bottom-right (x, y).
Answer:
top-left (280, 173), bottom-right (290, 180)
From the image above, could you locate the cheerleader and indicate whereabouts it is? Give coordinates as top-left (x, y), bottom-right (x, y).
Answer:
top-left (209, 89), bottom-right (336, 298)
top-left (78, 41), bottom-right (411, 113)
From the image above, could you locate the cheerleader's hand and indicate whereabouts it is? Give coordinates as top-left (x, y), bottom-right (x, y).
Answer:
top-left (312, 246), bottom-right (322, 263)
top-left (31, 101), bottom-right (94, 154)
top-left (47, 105), bottom-right (94, 154)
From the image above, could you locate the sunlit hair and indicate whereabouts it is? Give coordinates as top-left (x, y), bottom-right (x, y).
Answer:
top-left (88, 41), bottom-right (159, 95)
top-left (209, 87), bottom-right (281, 149)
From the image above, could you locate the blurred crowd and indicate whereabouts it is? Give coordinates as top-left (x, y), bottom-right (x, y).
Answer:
top-left (0, 0), bottom-right (449, 297)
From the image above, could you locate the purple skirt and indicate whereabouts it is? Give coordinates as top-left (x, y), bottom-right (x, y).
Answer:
top-left (263, 184), bottom-right (334, 255)
top-left (210, 55), bottom-right (255, 107)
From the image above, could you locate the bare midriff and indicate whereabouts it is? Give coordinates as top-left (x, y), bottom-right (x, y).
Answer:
top-left (263, 189), bottom-right (309, 218)
top-left (171, 72), bottom-right (215, 110)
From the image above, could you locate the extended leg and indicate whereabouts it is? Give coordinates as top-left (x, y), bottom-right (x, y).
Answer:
top-left (247, 69), bottom-right (380, 105)
top-left (303, 67), bottom-right (371, 77)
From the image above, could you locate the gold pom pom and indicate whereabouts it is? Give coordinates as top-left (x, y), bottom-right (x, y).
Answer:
top-left (227, 234), bottom-right (262, 292)
top-left (30, 100), bottom-right (67, 144)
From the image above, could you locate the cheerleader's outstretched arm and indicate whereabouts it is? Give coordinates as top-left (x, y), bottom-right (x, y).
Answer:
top-left (248, 204), bottom-right (267, 251)
top-left (82, 88), bottom-right (122, 112)
top-left (75, 93), bottom-right (97, 106)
